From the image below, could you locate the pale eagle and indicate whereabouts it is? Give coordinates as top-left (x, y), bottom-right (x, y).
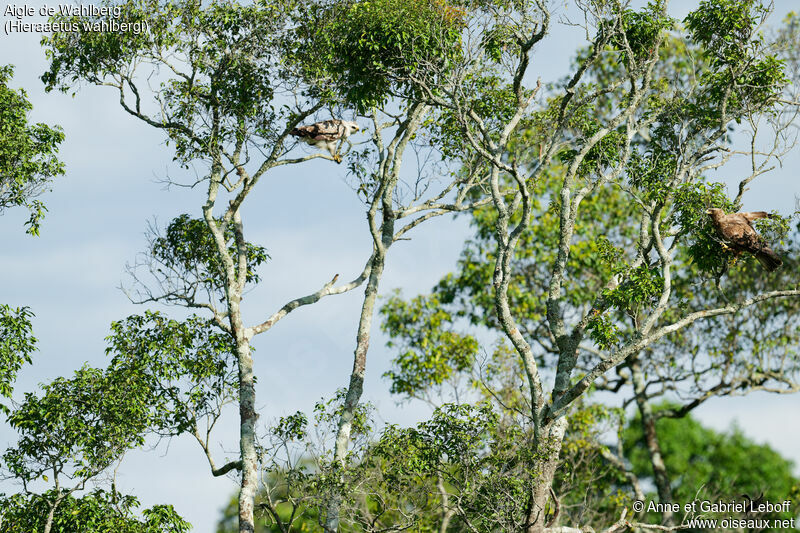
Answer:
top-left (289, 119), bottom-right (360, 163)
top-left (706, 208), bottom-right (783, 271)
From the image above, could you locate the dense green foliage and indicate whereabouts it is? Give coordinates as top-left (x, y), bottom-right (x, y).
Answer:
top-left (0, 489), bottom-right (190, 533)
top-left (291, 0), bottom-right (465, 110)
top-left (149, 214), bottom-right (270, 298)
top-left (0, 305), bottom-right (36, 415)
top-left (106, 311), bottom-right (239, 436)
top-left (625, 409), bottom-right (800, 529)
top-left (380, 292), bottom-right (478, 396)
top-left (0, 326), bottom-right (203, 529)
top-left (3, 366), bottom-right (152, 484)
top-left (607, 3), bottom-right (675, 65)
top-left (684, 0), bottom-right (787, 127)
top-left (0, 65), bottom-right (64, 234)
top-left (217, 394), bottom-right (800, 532)
top-left (362, 0), bottom-right (800, 530)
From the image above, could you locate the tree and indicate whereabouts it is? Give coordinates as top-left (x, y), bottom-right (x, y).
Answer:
top-left (42, 2), bottom-right (355, 529)
top-left (0, 365), bottom-right (189, 533)
top-left (0, 44), bottom-right (185, 533)
top-left (0, 64), bottom-right (64, 235)
top-left (624, 408), bottom-right (800, 530)
top-left (0, 489), bottom-right (190, 533)
top-left (216, 356), bottom-right (800, 532)
top-left (42, 1), bottom-right (484, 532)
top-left (1, 63), bottom-right (64, 415)
top-left (350, 0), bottom-right (800, 531)
top-left (392, 1), bottom-right (800, 530)
top-left (0, 305), bottom-right (36, 416)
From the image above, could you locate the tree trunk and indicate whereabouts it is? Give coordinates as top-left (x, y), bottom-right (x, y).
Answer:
top-left (526, 417), bottom-right (568, 533)
top-left (43, 489), bottom-right (65, 533)
top-left (237, 337), bottom-right (258, 533)
top-left (229, 292), bottom-right (258, 533)
top-left (234, 335), bottom-right (258, 533)
top-left (321, 102), bottom-right (427, 532)
top-left (43, 501), bottom-right (57, 533)
top-left (324, 252), bottom-right (386, 532)
top-left (630, 358), bottom-right (674, 525)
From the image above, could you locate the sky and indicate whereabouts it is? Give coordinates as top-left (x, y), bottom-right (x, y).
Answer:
top-left (2, 1), bottom-right (800, 531)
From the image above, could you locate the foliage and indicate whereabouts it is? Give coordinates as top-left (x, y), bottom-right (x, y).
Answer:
top-left (217, 386), bottom-right (800, 532)
top-left (3, 365), bottom-right (152, 485)
top-left (380, 291), bottom-right (478, 397)
top-left (367, 341), bottom-right (634, 530)
top-left (0, 65), bottom-right (64, 234)
top-left (215, 394), bottom-right (377, 533)
top-left (0, 489), bottom-right (190, 533)
top-left (361, 2), bottom-right (800, 530)
top-left (42, 0), bottom-right (297, 165)
top-left (216, 470), bottom-right (322, 533)
top-left (429, 171), bottom-right (636, 357)
top-left (31, 1), bottom-right (800, 532)
top-left (0, 304), bottom-right (36, 415)
top-left (106, 311), bottom-right (239, 436)
top-left (684, 0), bottom-right (768, 65)
top-left (373, 403), bottom-right (497, 481)
top-left (313, 388), bottom-right (373, 441)
top-left (603, 264), bottom-right (664, 311)
top-left (0, 321), bottom-right (212, 530)
top-left (149, 214), bottom-right (270, 298)
top-left (555, 403), bottom-right (631, 526)
top-left (624, 149), bottom-right (678, 204)
top-left (672, 181), bottom-right (739, 273)
top-left (361, 402), bottom-right (515, 532)
top-left (684, 0), bottom-right (788, 128)
top-left (397, 0), bottom-right (795, 363)
top-left (216, 457), bottom-right (327, 533)
top-left (291, 0), bottom-right (465, 111)
top-left (607, 2), bottom-right (675, 66)
top-left (586, 310), bottom-right (621, 350)
top-left (624, 409), bottom-right (800, 528)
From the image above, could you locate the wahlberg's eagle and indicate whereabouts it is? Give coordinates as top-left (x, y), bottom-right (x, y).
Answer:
top-left (289, 119), bottom-right (360, 163)
top-left (706, 208), bottom-right (783, 271)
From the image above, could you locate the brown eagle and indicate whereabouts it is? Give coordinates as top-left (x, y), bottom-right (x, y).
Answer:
top-left (706, 208), bottom-right (783, 271)
top-left (289, 119), bottom-right (359, 163)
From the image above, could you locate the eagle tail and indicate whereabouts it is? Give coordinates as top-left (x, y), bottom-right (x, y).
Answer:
top-left (755, 248), bottom-right (783, 272)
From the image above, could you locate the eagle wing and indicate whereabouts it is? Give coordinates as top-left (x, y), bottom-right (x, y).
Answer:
top-left (290, 120), bottom-right (346, 141)
top-left (740, 211), bottom-right (773, 222)
top-left (713, 212), bottom-right (783, 271)
top-left (716, 213), bottom-right (761, 249)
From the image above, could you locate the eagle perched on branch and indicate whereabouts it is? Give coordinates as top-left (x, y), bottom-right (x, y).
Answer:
top-left (706, 208), bottom-right (783, 271)
top-left (289, 119), bottom-right (359, 163)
